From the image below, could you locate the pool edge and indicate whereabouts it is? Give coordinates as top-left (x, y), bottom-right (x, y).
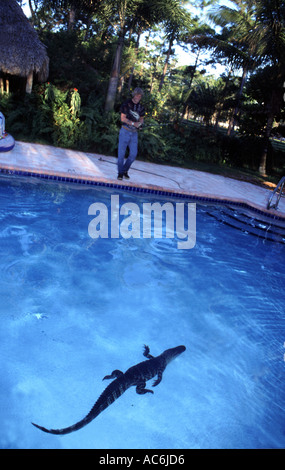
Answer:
top-left (0, 162), bottom-right (284, 223)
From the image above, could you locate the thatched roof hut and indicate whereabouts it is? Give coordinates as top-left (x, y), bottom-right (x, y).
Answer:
top-left (0, 0), bottom-right (49, 93)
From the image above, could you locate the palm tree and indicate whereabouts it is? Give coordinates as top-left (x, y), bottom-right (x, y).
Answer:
top-left (158, 1), bottom-right (193, 92)
top-left (187, 79), bottom-right (224, 126)
top-left (104, 0), bottom-right (166, 112)
top-left (208, 0), bottom-right (285, 174)
top-left (104, 0), bottom-right (191, 112)
top-left (180, 21), bottom-right (215, 120)
top-left (126, 3), bottom-right (165, 91)
top-left (245, 65), bottom-right (284, 139)
top-left (208, 0), bottom-right (261, 135)
top-left (103, 0), bottom-right (128, 112)
top-left (248, 0), bottom-right (285, 175)
top-left (30, 0), bottom-right (102, 27)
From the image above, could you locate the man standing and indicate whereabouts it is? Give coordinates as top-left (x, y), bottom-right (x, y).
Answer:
top-left (117, 88), bottom-right (145, 180)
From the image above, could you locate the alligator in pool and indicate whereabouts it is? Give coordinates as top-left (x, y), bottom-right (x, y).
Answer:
top-left (31, 344), bottom-right (186, 435)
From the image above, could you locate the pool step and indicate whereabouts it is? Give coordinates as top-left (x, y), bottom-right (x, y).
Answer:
top-left (206, 205), bottom-right (285, 244)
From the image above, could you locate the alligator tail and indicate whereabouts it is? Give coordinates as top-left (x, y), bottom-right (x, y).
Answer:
top-left (31, 419), bottom-right (88, 435)
top-left (32, 378), bottom-right (128, 435)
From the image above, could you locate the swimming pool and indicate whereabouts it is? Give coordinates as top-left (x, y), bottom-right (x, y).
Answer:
top-left (0, 175), bottom-right (284, 449)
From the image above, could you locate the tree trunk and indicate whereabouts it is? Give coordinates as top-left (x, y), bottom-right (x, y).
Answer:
top-left (28, 0), bottom-right (36, 25)
top-left (259, 85), bottom-right (283, 176)
top-left (259, 113), bottom-right (275, 176)
top-left (158, 34), bottom-right (174, 92)
top-left (105, 34), bottom-right (124, 113)
top-left (26, 71), bottom-right (33, 93)
top-left (128, 31), bottom-right (141, 91)
top-left (214, 67), bottom-right (232, 130)
top-left (68, 8), bottom-right (76, 30)
top-left (259, 121), bottom-right (272, 176)
top-left (149, 56), bottom-right (159, 94)
top-left (227, 66), bottom-right (247, 136)
top-left (117, 75), bottom-right (124, 99)
top-left (181, 48), bottom-right (200, 121)
top-left (84, 15), bottom-right (92, 41)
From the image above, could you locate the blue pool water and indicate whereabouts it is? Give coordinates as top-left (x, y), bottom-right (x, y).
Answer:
top-left (0, 175), bottom-right (284, 449)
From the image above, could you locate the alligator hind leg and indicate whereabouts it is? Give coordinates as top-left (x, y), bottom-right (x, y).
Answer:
top-left (152, 370), bottom-right (163, 387)
top-left (103, 369), bottom-right (123, 380)
top-left (136, 381), bottom-right (154, 394)
top-left (143, 345), bottom-right (154, 359)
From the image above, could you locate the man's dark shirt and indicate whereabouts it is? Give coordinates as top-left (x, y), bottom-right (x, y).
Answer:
top-left (120, 99), bottom-right (145, 131)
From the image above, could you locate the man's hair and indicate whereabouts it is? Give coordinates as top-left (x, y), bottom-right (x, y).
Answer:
top-left (132, 87), bottom-right (144, 97)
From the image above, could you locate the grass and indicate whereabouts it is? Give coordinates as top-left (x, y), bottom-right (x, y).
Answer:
top-left (137, 152), bottom-right (280, 191)
top-left (181, 160), bottom-right (280, 189)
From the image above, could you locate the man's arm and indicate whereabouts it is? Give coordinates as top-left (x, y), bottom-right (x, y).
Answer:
top-left (121, 113), bottom-right (142, 128)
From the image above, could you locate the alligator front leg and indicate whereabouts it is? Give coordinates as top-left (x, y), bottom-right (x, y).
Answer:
top-left (103, 369), bottom-right (124, 380)
top-left (136, 381), bottom-right (154, 394)
top-left (143, 345), bottom-right (154, 359)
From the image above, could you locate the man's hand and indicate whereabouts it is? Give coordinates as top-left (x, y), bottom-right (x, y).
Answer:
top-left (133, 121), bottom-right (142, 128)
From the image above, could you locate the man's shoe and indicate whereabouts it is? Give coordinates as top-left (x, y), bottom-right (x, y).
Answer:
top-left (117, 174), bottom-right (123, 180)
top-left (124, 172), bottom-right (130, 179)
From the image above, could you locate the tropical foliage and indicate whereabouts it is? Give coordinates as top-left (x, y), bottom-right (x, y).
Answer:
top-left (1, 0), bottom-right (285, 178)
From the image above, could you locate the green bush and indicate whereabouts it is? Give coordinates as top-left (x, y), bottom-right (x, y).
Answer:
top-left (0, 85), bottom-right (120, 152)
top-left (1, 85), bottom-right (284, 177)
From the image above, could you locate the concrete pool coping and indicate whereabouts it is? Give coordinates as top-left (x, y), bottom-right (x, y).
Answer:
top-left (0, 140), bottom-right (285, 219)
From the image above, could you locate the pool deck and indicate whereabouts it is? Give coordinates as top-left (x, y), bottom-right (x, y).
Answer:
top-left (0, 140), bottom-right (284, 218)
